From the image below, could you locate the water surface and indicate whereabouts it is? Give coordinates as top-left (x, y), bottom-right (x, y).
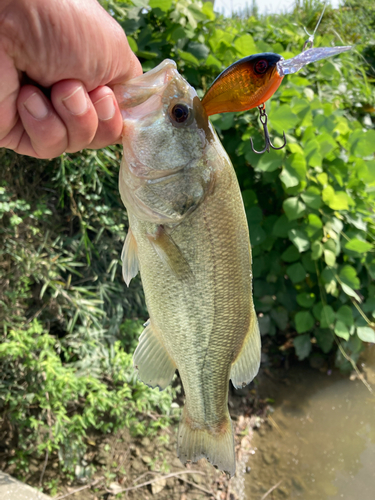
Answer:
top-left (246, 347), bottom-right (375, 499)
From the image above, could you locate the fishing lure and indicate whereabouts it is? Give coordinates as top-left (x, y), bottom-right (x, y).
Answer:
top-left (201, 7), bottom-right (351, 154)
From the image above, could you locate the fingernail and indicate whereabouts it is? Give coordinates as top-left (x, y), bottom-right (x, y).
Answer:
top-left (94, 95), bottom-right (116, 121)
top-left (24, 93), bottom-right (49, 120)
top-left (62, 86), bottom-right (88, 115)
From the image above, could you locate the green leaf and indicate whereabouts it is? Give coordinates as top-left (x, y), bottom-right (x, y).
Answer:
top-left (249, 225), bottom-right (267, 246)
top-left (178, 50), bottom-right (200, 66)
top-left (127, 36), bottom-right (138, 53)
top-left (340, 283), bottom-right (362, 302)
top-left (271, 106), bottom-right (299, 134)
top-left (280, 164), bottom-right (299, 188)
top-left (334, 320), bottom-right (350, 341)
top-left (315, 329), bottom-right (334, 353)
top-left (324, 249), bottom-right (336, 266)
top-left (351, 129), bottom-right (375, 158)
top-left (322, 186), bottom-right (350, 211)
top-left (205, 54), bottom-right (222, 70)
top-left (149, 0), bottom-right (172, 11)
top-left (339, 265), bottom-right (360, 289)
top-left (234, 34), bottom-right (257, 57)
top-left (344, 238), bottom-right (373, 254)
top-left (272, 215), bottom-right (294, 238)
top-left (301, 189), bottom-right (322, 209)
top-left (288, 228), bottom-right (310, 252)
top-left (280, 154), bottom-right (307, 188)
top-left (187, 42), bottom-right (210, 60)
top-left (246, 206), bottom-right (263, 224)
top-left (336, 305), bottom-right (354, 326)
top-left (357, 326), bottom-right (375, 343)
top-left (320, 305), bottom-right (335, 328)
top-left (286, 263), bottom-right (306, 283)
top-left (313, 302), bottom-right (323, 321)
top-left (311, 241), bottom-right (323, 260)
top-left (304, 139), bottom-right (322, 167)
top-left (281, 245), bottom-right (300, 263)
top-left (294, 334), bottom-right (312, 360)
top-left (201, 1), bottom-right (216, 20)
top-left (297, 292), bottom-right (316, 308)
top-left (242, 190), bottom-right (258, 208)
top-left (295, 311), bottom-right (315, 333)
top-left (270, 307), bottom-right (288, 330)
top-left (253, 148), bottom-right (284, 172)
top-left (283, 197), bottom-right (306, 220)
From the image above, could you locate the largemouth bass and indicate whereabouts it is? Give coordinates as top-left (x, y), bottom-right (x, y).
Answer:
top-left (115, 60), bottom-right (260, 476)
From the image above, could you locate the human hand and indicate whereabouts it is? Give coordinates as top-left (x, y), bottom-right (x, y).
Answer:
top-left (0, 0), bottom-right (142, 158)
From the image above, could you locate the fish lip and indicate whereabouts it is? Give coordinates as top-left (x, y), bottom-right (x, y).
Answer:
top-left (277, 46), bottom-right (352, 76)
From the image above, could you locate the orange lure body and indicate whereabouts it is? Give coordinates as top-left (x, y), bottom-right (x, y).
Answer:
top-left (201, 53), bottom-right (284, 116)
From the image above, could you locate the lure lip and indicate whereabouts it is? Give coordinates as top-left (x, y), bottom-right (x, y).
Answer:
top-left (276, 46), bottom-right (352, 76)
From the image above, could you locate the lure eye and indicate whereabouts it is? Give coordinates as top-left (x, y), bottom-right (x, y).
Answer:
top-left (254, 59), bottom-right (268, 74)
top-left (170, 103), bottom-right (190, 124)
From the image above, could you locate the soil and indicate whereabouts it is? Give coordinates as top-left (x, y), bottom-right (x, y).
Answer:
top-left (0, 379), bottom-right (270, 500)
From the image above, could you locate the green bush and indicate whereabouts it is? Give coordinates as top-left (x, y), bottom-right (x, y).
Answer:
top-left (0, 319), bottom-right (175, 474)
top-left (106, 0), bottom-right (375, 367)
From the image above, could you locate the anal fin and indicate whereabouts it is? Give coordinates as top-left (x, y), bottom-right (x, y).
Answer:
top-left (147, 225), bottom-right (193, 282)
top-left (121, 228), bottom-right (139, 286)
top-left (230, 310), bottom-right (261, 389)
top-left (133, 320), bottom-right (176, 390)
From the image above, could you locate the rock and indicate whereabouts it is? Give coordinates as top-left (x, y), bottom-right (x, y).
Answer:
top-left (108, 482), bottom-right (123, 495)
top-left (151, 478), bottom-right (167, 495)
top-left (142, 455), bottom-right (152, 464)
top-left (172, 457), bottom-right (184, 468)
top-left (141, 437), bottom-right (151, 448)
top-left (263, 452), bottom-right (273, 465)
top-left (292, 476), bottom-right (306, 491)
top-left (278, 485), bottom-right (290, 497)
top-left (131, 459), bottom-right (143, 472)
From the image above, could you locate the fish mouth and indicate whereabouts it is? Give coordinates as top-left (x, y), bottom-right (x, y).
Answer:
top-left (114, 59), bottom-right (180, 117)
top-left (277, 46), bottom-right (352, 76)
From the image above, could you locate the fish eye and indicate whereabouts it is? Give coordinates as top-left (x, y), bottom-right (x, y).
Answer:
top-left (254, 59), bottom-right (268, 74)
top-left (170, 103), bottom-right (190, 124)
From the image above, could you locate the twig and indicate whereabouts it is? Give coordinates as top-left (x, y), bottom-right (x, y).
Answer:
top-left (335, 338), bottom-right (375, 397)
top-left (39, 449), bottom-right (49, 488)
top-left (110, 470), bottom-right (206, 494)
top-left (178, 477), bottom-right (214, 497)
top-left (39, 390), bottom-right (52, 487)
top-left (267, 415), bottom-right (283, 436)
top-left (260, 479), bottom-right (283, 500)
top-left (54, 477), bottom-right (104, 499)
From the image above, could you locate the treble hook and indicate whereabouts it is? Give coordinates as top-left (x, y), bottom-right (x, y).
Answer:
top-left (250, 104), bottom-right (287, 154)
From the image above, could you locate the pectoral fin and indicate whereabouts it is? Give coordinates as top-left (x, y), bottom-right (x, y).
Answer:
top-left (133, 320), bottom-right (176, 390)
top-left (121, 228), bottom-right (139, 286)
top-left (147, 226), bottom-right (193, 282)
top-left (230, 310), bottom-right (261, 389)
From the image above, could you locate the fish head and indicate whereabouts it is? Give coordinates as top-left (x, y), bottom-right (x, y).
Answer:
top-left (202, 53), bottom-right (283, 116)
top-left (115, 59), bottom-right (212, 180)
top-left (115, 60), bottom-right (215, 223)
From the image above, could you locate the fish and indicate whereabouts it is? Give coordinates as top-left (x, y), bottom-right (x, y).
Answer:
top-left (114, 59), bottom-right (261, 477)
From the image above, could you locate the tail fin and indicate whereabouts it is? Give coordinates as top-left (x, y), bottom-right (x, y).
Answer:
top-left (177, 407), bottom-right (235, 477)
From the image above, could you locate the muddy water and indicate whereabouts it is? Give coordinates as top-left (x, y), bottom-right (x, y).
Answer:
top-left (245, 347), bottom-right (375, 499)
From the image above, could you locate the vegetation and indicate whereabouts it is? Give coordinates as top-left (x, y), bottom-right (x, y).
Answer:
top-left (0, 0), bottom-right (374, 486)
